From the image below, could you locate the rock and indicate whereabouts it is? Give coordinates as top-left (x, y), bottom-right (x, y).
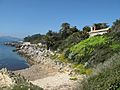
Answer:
top-left (0, 68), bottom-right (14, 88)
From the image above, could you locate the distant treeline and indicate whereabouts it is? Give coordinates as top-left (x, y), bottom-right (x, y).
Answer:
top-left (24, 22), bottom-right (109, 51)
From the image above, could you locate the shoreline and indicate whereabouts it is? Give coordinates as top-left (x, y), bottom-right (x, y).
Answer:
top-left (6, 42), bottom-right (84, 89)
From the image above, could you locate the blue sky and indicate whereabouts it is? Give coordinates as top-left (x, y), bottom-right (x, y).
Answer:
top-left (0, 0), bottom-right (120, 38)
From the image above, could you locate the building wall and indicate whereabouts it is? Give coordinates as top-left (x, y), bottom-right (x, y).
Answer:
top-left (89, 31), bottom-right (108, 37)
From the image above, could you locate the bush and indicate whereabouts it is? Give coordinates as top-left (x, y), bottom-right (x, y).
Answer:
top-left (69, 76), bottom-right (78, 80)
top-left (82, 53), bottom-right (120, 90)
top-left (66, 35), bottom-right (109, 64)
top-left (85, 69), bottom-right (93, 75)
top-left (65, 32), bottom-right (120, 67)
top-left (112, 19), bottom-right (120, 32)
top-left (57, 54), bottom-right (69, 63)
top-left (73, 64), bottom-right (93, 75)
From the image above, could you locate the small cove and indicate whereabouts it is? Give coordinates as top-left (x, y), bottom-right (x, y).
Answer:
top-left (0, 44), bottom-right (29, 71)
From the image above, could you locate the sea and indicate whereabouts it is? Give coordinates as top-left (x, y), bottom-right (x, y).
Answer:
top-left (0, 44), bottom-right (29, 71)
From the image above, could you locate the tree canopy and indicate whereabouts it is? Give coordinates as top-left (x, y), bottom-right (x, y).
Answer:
top-left (93, 23), bottom-right (109, 30)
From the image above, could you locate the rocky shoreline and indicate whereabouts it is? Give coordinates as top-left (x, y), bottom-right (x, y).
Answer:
top-left (5, 42), bottom-right (85, 90)
top-left (12, 42), bottom-right (74, 74)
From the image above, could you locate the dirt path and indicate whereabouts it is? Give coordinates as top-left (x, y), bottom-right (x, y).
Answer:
top-left (14, 63), bottom-right (83, 90)
top-left (31, 73), bottom-right (81, 90)
top-left (14, 63), bottom-right (58, 81)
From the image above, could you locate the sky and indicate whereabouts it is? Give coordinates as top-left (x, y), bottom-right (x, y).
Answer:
top-left (0, 0), bottom-right (120, 38)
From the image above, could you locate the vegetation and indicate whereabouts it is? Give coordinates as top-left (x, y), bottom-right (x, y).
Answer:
top-left (82, 53), bottom-right (120, 90)
top-left (11, 75), bottom-right (43, 90)
top-left (12, 84), bottom-right (42, 90)
top-left (23, 19), bottom-right (120, 90)
top-left (69, 76), bottom-right (78, 80)
top-left (93, 23), bottom-right (109, 30)
top-left (24, 34), bottom-right (45, 44)
top-left (81, 19), bottom-right (120, 90)
top-left (65, 35), bottom-right (109, 65)
top-left (24, 22), bottom-right (109, 51)
top-left (24, 23), bottom-right (89, 51)
top-left (112, 19), bottom-right (120, 32)
top-left (73, 64), bottom-right (93, 75)
top-left (64, 31), bottom-right (120, 68)
top-left (83, 26), bottom-right (91, 32)
top-left (0, 71), bottom-right (43, 90)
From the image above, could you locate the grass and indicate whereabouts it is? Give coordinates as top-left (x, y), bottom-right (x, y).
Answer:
top-left (110, 43), bottom-right (120, 51)
top-left (57, 54), bottom-right (69, 63)
top-left (70, 35), bottom-right (108, 54)
top-left (65, 35), bottom-right (109, 64)
top-left (69, 76), bottom-right (78, 80)
top-left (65, 32), bottom-right (120, 67)
top-left (72, 64), bottom-right (92, 75)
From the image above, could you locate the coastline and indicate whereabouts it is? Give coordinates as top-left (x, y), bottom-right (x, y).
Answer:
top-left (6, 42), bottom-right (84, 90)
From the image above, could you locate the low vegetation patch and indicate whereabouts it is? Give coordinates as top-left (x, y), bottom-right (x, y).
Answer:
top-left (65, 31), bottom-right (120, 68)
top-left (69, 76), bottom-right (78, 80)
top-left (82, 53), bottom-right (120, 90)
top-left (65, 35), bottom-right (109, 65)
top-left (72, 64), bottom-right (93, 75)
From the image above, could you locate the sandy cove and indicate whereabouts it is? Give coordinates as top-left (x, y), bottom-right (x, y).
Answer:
top-left (12, 43), bottom-right (85, 90)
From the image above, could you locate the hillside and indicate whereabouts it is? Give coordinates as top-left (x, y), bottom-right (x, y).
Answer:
top-left (64, 19), bottom-right (120, 90)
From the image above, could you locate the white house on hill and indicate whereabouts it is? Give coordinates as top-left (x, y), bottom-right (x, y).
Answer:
top-left (89, 26), bottom-right (109, 37)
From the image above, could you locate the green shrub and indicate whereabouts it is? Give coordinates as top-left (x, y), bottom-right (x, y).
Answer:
top-left (69, 76), bottom-right (78, 80)
top-left (50, 54), bottom-right (59, 60)
top-left (66, 35), bottom-right (109, 64)
top-left (82, 53), bottom-right (120, 90)
top-left (58, 32), bottom-right (89, 51)
top-left (73, 64), bottom-right (93, 75)
top-left (70, 35), bottom-right (108, 52)
top-left (85, 69), bottom-right (93, 75)
top-left (57, 54), bottom-right (69, 63)
top-left (110, 43), bottom-right (120, 51)
top-left (65, 32), bottom-right (120, 67)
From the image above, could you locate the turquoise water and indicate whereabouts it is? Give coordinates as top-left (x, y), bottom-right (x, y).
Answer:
top-left (0, 44), bottom-right (29, 71)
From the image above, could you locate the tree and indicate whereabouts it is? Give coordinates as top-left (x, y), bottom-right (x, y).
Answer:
top-left (61, 22), bottom-right (70, 30)
top-left (60, 23), bottom-right (71, 39)
top-left (46, 30), bottom-right (53, 36)
top-left (94, 23), bottom-right (109, 30)
top-left (83, 26), bottom-right (91, 32)
top-left (112, 19), bottom-right (120, 32)
top-left (24, 34), bottom-right (44, 44)
top-left (44, 30), bottom-right (61, 50)
top-left (24, 35), bottom-right (31, 42)
top-left (69, 26), bottom-right (79, 33)
top-left (43, 35), bottom-right (53, 50)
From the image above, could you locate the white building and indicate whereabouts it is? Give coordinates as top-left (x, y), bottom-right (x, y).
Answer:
top-left (89, 26), bottom-right (109, 37)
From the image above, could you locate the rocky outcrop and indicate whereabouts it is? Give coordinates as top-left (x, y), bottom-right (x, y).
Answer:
top-left (0, 68), bottom-right (14, 88)
top-left (16, 43), bottom-right (72, 72)
top-left (0, 68), bottom-right (43, 90)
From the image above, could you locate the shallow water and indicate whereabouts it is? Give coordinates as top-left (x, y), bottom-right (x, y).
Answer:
top-left (0, 44), bottom-right (29, 71)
